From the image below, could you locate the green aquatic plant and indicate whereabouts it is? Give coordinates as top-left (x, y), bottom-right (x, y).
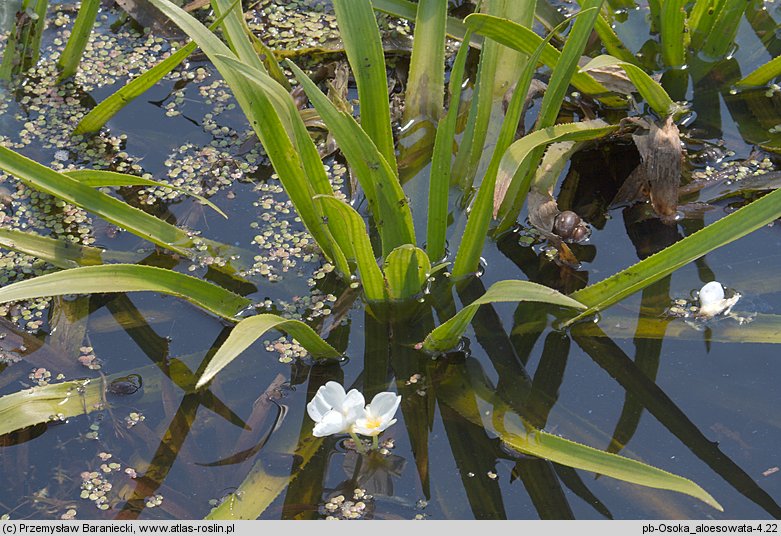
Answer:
top-left (6, 0), bottom-right (781, 519)
top-left (56, 0), bottom-right (99, 81)
top-left (0, 0), bottom-right (48, 80)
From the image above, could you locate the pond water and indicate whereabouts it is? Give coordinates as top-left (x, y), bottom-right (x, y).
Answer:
top-left (1, 0), bottom-right (781, 521)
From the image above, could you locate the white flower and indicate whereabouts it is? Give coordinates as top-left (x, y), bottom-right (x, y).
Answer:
top-left (352, 392), bottom-right (401, 437)
top-left (307, 381), bottom-right (365, 437)
top-left (698, 281), bottom-right (740, 318)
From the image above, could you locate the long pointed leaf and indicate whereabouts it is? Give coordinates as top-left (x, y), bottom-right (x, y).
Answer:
top-left (423, 280), bottom-right (585, 352)
top-left (427, 31), bottom-right (472, 262)
top-left (57, 0), bottom-right (100, 80)
top-left (196, 315), bottom-right (340, 388)
top-left (0, 146), bottom-right (195, 255)
top-left (580, 55), bottom-right (680, 117)
top-left (0, 228), bottom-right (135, 268)
top-left (403, 0), bottom-right (447, 124)
top-left (493, 120), bottom-right (617, 233)
top-left (74, 0), bottom-right (243, 134)
top-left (332, 0), bottom-right (397, 173)
top-left (211, 0), bottom-right (264, 71)
top-left (660, 0), bottom-right (687, 67)
top-left (286, 60), bottom-right (416, 256)
top-left (567, 187), bottom-right (781, 324)
top-left (736, 55), bottom-right (781, 87)
top-left (145, 0), bottom-right (349, 274)
top-left (464, 14), bottom-right (626, 107)
top-left (452, 15), bottom-right (582, 279)
top-left (0, 264), bottom-right (251, 320)
top-left (64, 169), bottom-right (226, 217)
top-left (315, 196), bottom-right (386, 302)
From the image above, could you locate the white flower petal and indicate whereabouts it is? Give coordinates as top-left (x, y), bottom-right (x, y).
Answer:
top-left (699, 282), bottom-right (725, 307)
top-left (318, 381), bottom-right (347, 409)
top-left (376, 417), bottom-right (397, 433)
top-left (368, 392), bottom-right (401, 420)
top-left (342, 389), bottom-right (366, 421)
top-left (312, 410), bottom-right (346, 437)
top-left (307, 394), bottom-right (332, 422)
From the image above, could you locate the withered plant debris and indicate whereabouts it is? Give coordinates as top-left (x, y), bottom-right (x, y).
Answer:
top-left (612, 116), bottom-right (683, 222)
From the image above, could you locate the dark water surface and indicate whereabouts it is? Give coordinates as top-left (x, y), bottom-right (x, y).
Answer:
top-left (1, 0), bottom-right (781, 521)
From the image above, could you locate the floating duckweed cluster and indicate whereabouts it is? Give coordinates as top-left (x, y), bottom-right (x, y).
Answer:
top-left (245, 161), bottom-right (348, 282)
top-left (60, 508), bottom-right (77, 520)
top-left (692, 156), bottom-right (775, 183)
top-left (124, 411), bottom-right (145, 428)
top-left (79, 470), bottom-right (113, 511)
top-left (79, 453), bottom-right (141, 512)
top-left (321, 488), bottom-right (372, 520)
top-left (28, 367), bottom-right (52, 386)
top-left (78, 346), bottom-right (101, 370)
top-left (264, 335), bottom-right (308, 363)
top-left (145, 494), bottom-right (164, 508)
top-left (249, 0), bottom-right (412, 56)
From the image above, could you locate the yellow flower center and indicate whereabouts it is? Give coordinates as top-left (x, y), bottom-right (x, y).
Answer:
top-left (365, 417), bottom-right (382, 430)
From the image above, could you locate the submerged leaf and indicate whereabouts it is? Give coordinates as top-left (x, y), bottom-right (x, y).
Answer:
top-left (436, 361), bottom-right (723, 511)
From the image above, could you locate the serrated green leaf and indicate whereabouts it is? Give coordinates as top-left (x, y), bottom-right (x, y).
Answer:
top-left (0, 145), bottom-right (196, 255)
top-left (74, 0), bottom-right (242, 134)
top-left (332, 0), bottom-right (397, 174)
top-left (566, 187), bottom-right (781, 324)
top-left (453, 1), bottom-right (536, 191)
top-left (423, 280), bottom-right (585, 352)
top-left (452, 14), bottom-right (580, 279)
top-left (0, 264), bottom-right (251, 320)
top-left (56, 0), bottom-right (100, 80)
top-left (287, 60), bottom-right (416, 257)
top-left (736, 55), bottom-right (781, 87)
top-left (403, 0), bottom-right (447, 125)
top-left (591, 11), bottom-right (638, 64)
top-left (196, 314), bottom-right (340, 388)
top-left (144, 0), bottom-right (349, 274)
top-left (212, 0), bottom-right (265, 73)
top-left (660, 0), bottom-right (687, 67)
top-left (427, 30), bottom-right (472, 262)
top-left (699, 0), bottom-right (747, 60)
top-left (464, 13), bottom-right (626, 107)
top-left (494, 120), bottom-right (617, 235)
top-left (688, 0), bottom-right (719, 51)
top-left (315, 196), bottom-right (386, 302)
top-left (64, 169), bottom-right (226, 218)
top-left (580, 55), bottom-right (680, 116)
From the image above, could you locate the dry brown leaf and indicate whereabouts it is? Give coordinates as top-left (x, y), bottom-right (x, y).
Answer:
top-left (613, 116), bottom-right (682, 221)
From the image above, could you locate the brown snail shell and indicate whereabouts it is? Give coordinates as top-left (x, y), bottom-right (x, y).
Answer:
top-left (553, 211), bottom-right (590, 243)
